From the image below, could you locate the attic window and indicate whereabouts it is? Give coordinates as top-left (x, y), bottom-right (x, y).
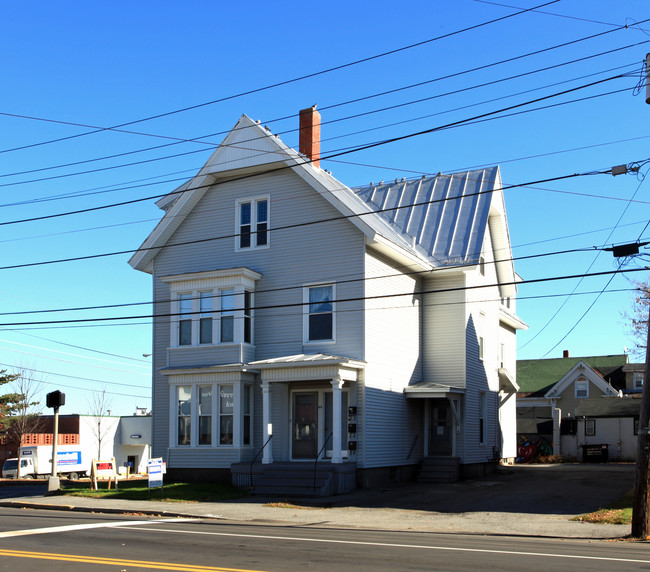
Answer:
top-left (237, 197), bottom-right (269, 250)
top-left (575, 379), bottom-right (589, 398)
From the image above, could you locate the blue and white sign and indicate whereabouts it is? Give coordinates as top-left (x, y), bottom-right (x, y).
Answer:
top-left (57, 450), bottom-right (82, 466)
top-left (148, 457), bottom-right (163, 489)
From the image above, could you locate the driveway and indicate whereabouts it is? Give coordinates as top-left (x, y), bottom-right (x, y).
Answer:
top-left (315, 463), bottom-right (635, 516)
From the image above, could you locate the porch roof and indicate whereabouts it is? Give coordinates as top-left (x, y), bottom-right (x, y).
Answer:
top-left (498, 367), bottom-right (519, 393)
top-left (249, 353), bottom-right (365, 383)
top-left (404, 381), bottom-right (465, 399)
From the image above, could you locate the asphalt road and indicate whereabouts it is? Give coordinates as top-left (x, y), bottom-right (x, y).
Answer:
top-left (0, 507), bottom-right (648, 572)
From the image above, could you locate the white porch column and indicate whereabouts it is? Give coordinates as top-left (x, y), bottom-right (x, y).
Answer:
top-left (262, 382), bottom-right (273, 464)
top-left (552, 404), bottom-right (561, 457)
top-left (331, 378), bottom-right (343, 464)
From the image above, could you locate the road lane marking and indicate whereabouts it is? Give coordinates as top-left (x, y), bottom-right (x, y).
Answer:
top-left (132, 526), bottom-right (650, 565)
top-left (0, 518), bottom-right (198, 538)
top-left (0, 549), bottom-right (265, 571)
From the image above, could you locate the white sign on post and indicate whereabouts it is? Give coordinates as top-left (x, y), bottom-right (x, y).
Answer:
top-left (148, 457), bottom-right (164, 489)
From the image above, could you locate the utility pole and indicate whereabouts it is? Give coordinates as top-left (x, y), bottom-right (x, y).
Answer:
top-left (630, 52), bottom-right (650, 539)
top-left (632, 304), bottom-right (650, 538)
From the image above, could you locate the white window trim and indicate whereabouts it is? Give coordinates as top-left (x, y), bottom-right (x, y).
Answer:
top-left (479, 391), bottom-right (487, 445)
top-left (303, 282), bottom-right (336, 344)
top-left (235, 196), bottom-right (270, 252)
top-left (634, 372), bottom-right (644, 388)
top-left (575, 379), bottom-right (589, 399)
top-left (169, 382), bottom-right (252, 449)
top-left (162, 269), bottom-right (261, 349)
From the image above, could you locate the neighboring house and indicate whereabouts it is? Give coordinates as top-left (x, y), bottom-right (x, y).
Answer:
top-left (129, 107), bottom-right (526, 495)
top-left (0, 412), bottom-right (152, 474)
top-left (516, 352), bottom-right (640, 461)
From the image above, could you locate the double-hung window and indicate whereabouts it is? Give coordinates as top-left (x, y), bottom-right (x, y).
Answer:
top-left (199, 292), bottom-right (213, 344)
top-left (177, 386), bottom-right (192, 445)
top-left (305, 284), bottom-right (334, 342)
top-left (220, 289), bottom-right (234, 343)
top-left (479, 391), bottom-right (487, 444)
top-left (575, 378), bottom-right (589, 398)
top-left (243, 385), bottom-right (252, 446)
top-left (179, 294), bottom-right (193, 346)
top-left (219, 385), bottom-right (234, 445)
top-left (238, 198), bottom-right (269, 250)
top-left (243, 291), bottom-right (253, 344)
top-left (478, 312), bottom-right (485, 361)
top-left (198, 385), bottom-right (212, 445)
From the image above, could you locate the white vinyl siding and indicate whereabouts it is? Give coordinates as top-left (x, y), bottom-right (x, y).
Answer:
top-left (362, 251), bottom-right (421, 468)
top-left (151, 169), bottom-right (365, 465)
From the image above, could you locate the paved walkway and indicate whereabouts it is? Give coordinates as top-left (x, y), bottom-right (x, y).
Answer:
top-left (0, 464), bottom-right (636, 540)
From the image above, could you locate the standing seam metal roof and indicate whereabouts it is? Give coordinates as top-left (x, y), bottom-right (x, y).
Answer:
top-left (353, 167), bottom-right (498, 267)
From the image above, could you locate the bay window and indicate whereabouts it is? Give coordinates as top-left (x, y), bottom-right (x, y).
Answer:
top-left (162, 268), bottom-right (261, 349)
top-left (171, 382), bottom-right (253, 448)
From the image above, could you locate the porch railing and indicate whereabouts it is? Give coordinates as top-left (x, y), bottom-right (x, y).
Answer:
top-left (313, 432), bottom-right (333, 492)
top-left (249, 434), bottom-right (273, 490)
top-left (407, 434), bottom-right (420, 460)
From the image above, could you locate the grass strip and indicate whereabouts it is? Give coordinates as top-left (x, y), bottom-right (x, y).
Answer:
top-left (572, 489), bottom-right (633, 524)
top-left (62, 480), bottom-right (246, 503)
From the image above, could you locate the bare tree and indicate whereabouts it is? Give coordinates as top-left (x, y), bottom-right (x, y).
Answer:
top-left (4, 369), bottom-right (44, 477)
top-left (88, 389), bottom-right (113, 460)
top-left (623, 278), bottom-right (650, 359)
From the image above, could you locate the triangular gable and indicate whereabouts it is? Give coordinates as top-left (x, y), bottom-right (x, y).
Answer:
top-left (545, 360), bottom-right (619, 398)
top-left (129, 114), bottom-right (434, 274)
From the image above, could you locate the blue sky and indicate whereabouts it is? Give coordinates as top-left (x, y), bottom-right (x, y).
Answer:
top-left (1, 1), bottom-right (649, 415)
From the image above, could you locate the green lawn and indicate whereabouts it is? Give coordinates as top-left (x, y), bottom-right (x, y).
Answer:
top-left (572, 489), bottom-right (633, 525)
top-left (62, 480), bottom-right (246, 503)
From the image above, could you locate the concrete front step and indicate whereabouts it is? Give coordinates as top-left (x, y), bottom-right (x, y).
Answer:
top-left (417, 456), bottom-right (460, 483)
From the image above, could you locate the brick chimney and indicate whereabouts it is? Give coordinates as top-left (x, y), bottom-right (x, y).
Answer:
top-left (299, 106), bottom-right (321, 168)
top-left (563, 350), bottom-right (570, 358)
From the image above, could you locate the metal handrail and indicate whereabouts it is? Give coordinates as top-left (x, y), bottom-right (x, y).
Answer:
top-left (313, 433), bottom-right (333, 492)
top-left (249, 434), bottom-right (273, 490)
top-left (407, 434), bottom-right (420, 460)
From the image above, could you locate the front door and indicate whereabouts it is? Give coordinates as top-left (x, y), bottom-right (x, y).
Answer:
top-left (292, 392), bottom-right (318, 459)
top-left (428, 399), bottom-right (452, 456)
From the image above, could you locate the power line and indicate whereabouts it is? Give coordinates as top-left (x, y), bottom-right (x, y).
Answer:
top-left (0, 362), bottom-right (149, 391)
top-left (0, 168), bottom-right (613, 271)
top-left (0, 72), bottom-right (633, 228)
top-left (0, 0), bottom-right (558, 156)
top-left (3, 28), bottom-right (644, 183)
top-left (0, 244), bottom-right (597, 319)
top-left (2, 41), bottom-right (643, 189)
top-left (0, 266), bottom-right (645, 328)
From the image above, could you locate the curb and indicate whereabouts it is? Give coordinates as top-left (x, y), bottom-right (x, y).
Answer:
top-left (0, 500), bottom-right (217, 521)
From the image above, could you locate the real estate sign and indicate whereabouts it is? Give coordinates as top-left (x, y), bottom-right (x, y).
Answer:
top-left (148, 457), bottom-right (163, 489)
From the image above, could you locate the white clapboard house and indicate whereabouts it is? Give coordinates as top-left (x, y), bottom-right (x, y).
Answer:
top-left (129, 107), bottom-right (526, 495)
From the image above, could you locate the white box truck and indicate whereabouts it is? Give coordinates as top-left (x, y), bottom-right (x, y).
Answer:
top-left (2, 445), bottom-right (90, 479)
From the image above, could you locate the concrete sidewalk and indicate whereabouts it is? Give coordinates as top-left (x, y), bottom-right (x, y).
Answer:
top-left (0, 463), bottom-right (635, 540)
